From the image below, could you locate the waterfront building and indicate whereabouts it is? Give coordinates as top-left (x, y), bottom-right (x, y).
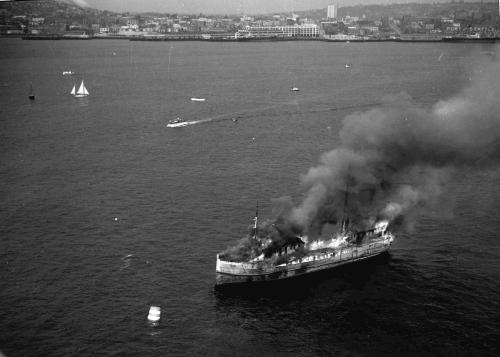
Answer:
top-left (243, 24), bottom-right (319, 38)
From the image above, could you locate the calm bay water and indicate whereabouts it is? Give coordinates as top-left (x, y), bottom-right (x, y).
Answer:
top-left (1, 39), bottom-right (499, 356)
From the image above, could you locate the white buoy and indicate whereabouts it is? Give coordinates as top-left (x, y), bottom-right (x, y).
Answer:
top-left (147, 306), bottom-right (161, 322)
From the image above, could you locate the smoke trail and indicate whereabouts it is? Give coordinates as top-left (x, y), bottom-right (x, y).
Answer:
top-left (286, 51), bottom-right (500, 234)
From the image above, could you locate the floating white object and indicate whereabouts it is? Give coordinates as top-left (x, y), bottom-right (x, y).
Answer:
top-left (290, 87), bottom-right (299, 92)
top-left (190, 97), bottom-right (206, 102)
top-left (148, 306), bottom-right (161, 322)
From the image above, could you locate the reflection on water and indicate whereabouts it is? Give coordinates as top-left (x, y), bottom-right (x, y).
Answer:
top-left (212, 255), bottom-right (395, 356)
top-left (214, 253), bottom-right (391, 306)
top-left (212, 250), bottom-right (499, 355)
top-left (75, 96), bottom-right (90, 108)
top-left (147, 321), bottom-right (161, 331)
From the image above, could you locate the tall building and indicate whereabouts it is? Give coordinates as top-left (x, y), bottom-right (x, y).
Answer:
top-left (327, 4), bottom-right (337, 19)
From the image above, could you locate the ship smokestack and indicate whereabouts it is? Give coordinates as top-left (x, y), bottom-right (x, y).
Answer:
top-left (253, 201), bottom-right (259, 239)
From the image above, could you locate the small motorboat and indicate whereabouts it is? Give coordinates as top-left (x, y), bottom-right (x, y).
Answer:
top-left (345, 64), bottom-right (351, 68)
top-left (62, 71), bottom-right (74, 75)
top-left (190, 97), bottom-right (206, 102)
top-left (290, 87), bottom-right (300, 92)
top-left (167, 117), bottom-right (190, 128)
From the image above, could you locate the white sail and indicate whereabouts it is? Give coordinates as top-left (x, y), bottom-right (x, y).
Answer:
top-left (70, 85), bottom-right (76, 95)
top-left (77, 80), bottom-right (89, 96)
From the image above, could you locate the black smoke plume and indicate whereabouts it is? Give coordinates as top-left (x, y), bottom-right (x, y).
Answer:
top-left (286, 51), bottom-right (500, 235)
top-left (221, 51), bottom-right (499, 261)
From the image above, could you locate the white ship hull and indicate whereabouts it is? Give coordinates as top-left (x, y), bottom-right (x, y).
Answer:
top-left (216, 235), bottom-right (393, 286)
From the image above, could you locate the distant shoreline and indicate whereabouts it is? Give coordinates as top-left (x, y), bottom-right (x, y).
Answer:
top-left (1, 34), bottom-right (497, 43)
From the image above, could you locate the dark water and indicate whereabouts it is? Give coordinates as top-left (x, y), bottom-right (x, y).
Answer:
top-left (1, 39), bottom-right (499, 356)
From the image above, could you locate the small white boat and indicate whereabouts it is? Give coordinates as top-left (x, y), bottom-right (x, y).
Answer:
top-left (290, 87), bottom-right (300, 92)
top-left (71, 80), bottom-right (89, 98)
top-left (345, 64), bottom-right (351, 68)
top-left (190, 97), bottom-right (206, 102)
top-left (147, 306), bottom-right (161, 322)
top-left (167, 117), bottom-right (190, 128)
top-left (62, 71), bottom-right (74, 75)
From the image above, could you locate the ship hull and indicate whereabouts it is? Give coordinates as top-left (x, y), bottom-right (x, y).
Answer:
top-left (216, 240), bottom-right (392, 286)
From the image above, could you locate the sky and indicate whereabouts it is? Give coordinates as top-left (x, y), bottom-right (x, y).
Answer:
top-left (73, 0), bottom-right (457, 15)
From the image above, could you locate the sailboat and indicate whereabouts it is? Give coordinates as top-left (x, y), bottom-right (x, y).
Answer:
top-left (28, 83), bottom-right (35, 100)
top-left (71, 80), bottom-right (89, 98)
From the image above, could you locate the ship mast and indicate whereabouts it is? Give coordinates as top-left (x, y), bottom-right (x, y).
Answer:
top-left (341, 174), bottom-right (350, 234)
top-left (253, 201), bottom-right (259, 239)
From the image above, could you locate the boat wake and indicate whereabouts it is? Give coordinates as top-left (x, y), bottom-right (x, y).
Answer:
top-left (120, 254), bottom-right (150, 270)
top-left (169, 95), bottom-right (423, 129)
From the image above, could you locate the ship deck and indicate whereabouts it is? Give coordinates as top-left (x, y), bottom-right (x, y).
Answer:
top-left (216, 237), bottom-right (393, 285)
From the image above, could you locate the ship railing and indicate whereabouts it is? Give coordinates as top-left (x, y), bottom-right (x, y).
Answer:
top-left (217, 237), bottom-right (393, 275)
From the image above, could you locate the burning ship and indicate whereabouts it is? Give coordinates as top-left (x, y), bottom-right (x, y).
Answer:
top-left (215, 204), bottom-right (395, 286)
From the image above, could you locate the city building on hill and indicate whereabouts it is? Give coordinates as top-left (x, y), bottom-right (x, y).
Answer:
top-left (327, 4), bottom-right (337, 19)
top-left (0, 0), bottom-right (498, 40)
